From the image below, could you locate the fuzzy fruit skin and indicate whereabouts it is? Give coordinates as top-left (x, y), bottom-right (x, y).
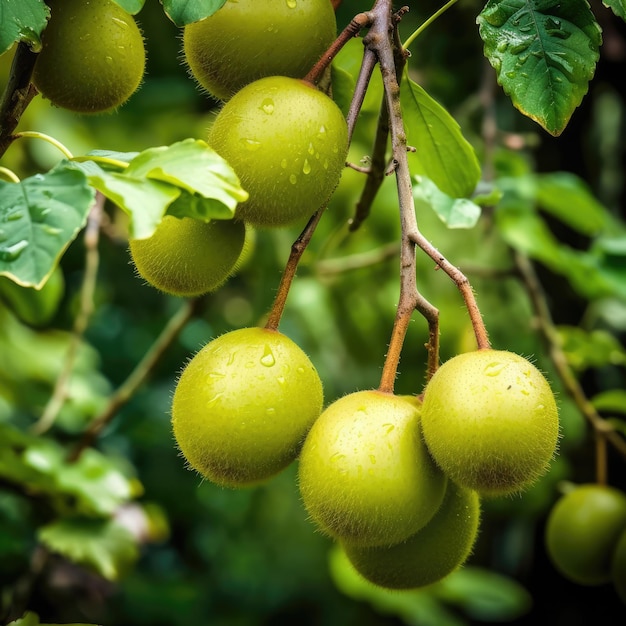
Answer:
top-left (298, 391), bottom-right (447, 547)
top-left (611, 528), bottom-right (626, 604)
top-left (129, 216), bottom-right (245, 297)
top-left (183, 0), bottom-right (336, 102)
top-left (33, 0), bottom-right (145, 113)
top-left (545, 484), bottom-right (626, 586)
top-left (208, 76), bottom-right (348, 228)
top-left (171, 327), bottom-right (323, 487)
top-left (343, 481), bottom-right (480, 589)
top-left (420, 350), bottom-right (559, 497)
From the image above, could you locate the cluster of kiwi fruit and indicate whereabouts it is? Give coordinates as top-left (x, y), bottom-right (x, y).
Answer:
top-left (31, 0), bottom-right (566, 593)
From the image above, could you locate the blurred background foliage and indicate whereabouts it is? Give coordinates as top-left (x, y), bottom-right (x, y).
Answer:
top-left (1, 0), bottom-right (626, 624)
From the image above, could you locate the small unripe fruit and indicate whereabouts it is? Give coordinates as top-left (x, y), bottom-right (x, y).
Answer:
top-left (420, 350), bottom-right (559, 497)
top-left (343, 481), bottom-right (481, 589)
top-left (546, 484), bottom-right (626, 586)
top-left (208, 76), bottom-right (348, 227)
top-left (33, 0), bottom-right (145, 113)
top-left (183, 0), bottom-right (336, 101)
top-left (298, 391), bottom-right (447, 547)
top-left (172, 327), bottom-right (323, 487)
top-left (129, 216), bottom-right (245, 297)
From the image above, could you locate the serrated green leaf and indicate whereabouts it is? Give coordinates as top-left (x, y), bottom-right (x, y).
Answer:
top-left (603, 0), bottom-right (626, 20)
top-left (125, 138), bottom-right (248, 217)
top-left (478, 0), bottom-right (602, 135)
top-left (401, 75), bottom-right (481, 199)
top-left (414, 177), bottom-right (482, 229)
top-left (0, 165), bottom-right (94, 288)
top-left (39, 517), bottom-right (139, 581)
top-left (161, 0), bottom-right (227, 27)
top-left (536, 172), bottom-right (610, 234)
top-left (0, 0), bottom-right (49, 55)
top-left (591, 389), bottom-right (626, 414)
top-left (111, 0), bottom-right (145, 15)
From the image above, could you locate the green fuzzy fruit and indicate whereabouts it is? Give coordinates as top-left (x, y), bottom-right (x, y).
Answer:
top-left (129, 216), bottom-right (245, 297)
top-left (171, 327), bottom-right (323, 487)
top-left (33, 0), bottom-right (145, 113)
top-left (611, 528), bottom-right (626, 604)
top-left (183, 0), bottom-right (336, 101)
top-left (420, 350), bottom-right (559, 497)
top-left (208, 76), bottom-right (348, 227)
top-left (546, 484), bottom-right (626, 586)
top-left (298, 390), bottom-right (447, 547)
top-left (343, 481), bottom-right (481, 589)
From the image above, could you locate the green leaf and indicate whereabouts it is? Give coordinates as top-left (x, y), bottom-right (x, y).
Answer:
top-left (478, 0), bottom-right (602, 135)
top-left (591, 389), bottom-right (626, 414)
top-left (603, 0), bottom-right (626, 20)
top-left (536, 172), bottom-right (610, 234)
top-left (0, 165), bottom-right (94, 288)
top-left (401, 75), bottom-right (481, 198)
top-left (0, 0), bottom-right (49, 55)
top-left (557, 325), bottom-right (626, 371)
top-left (124, 138), bottom-right (248, 217)
top-left (434, 567), bottom-right (532, 622)
top-left (111, 0), bottom-right (145, 14)
top-left (39, 517), bottom-right (139, 581)
top-left (161, 0), bottom-right (227, 27)
top-left (414, 177), bottom-right (482, 229)
top-left (73, 160), bottom-right (181, 240)
top-left (331, 65), bottom-right (356, 119)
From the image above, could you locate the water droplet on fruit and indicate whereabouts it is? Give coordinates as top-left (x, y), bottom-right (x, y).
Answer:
top-left (330, 453), bottom-right (346, 463)
top-left (382, 423), bottom-right (395, 434)
top-left (302, 159), bottom-right (311, 175)
top-left (260, 345), bottom-right (275, 367)
top-left (484, 362), bottom-right (506, 377)
top-left (369, 455), bottom-right (376, 464)
top-left (286, 0), bottom-right (297, 8)
top-left (245, 361), bottom-right (255, 368)
top-left (79, 33), bottom-right (92, 42)
top-left (227, 351), bottom-right (237, 365)
top-left (280, 158), bottom-right (288, 169)
top-left (112, 17), bottom-right (129, 29)
top-left (323, 159), bottom-right (329, 170)
top-left (289, 174), bottom-right (297, 185)
top-left (266, 407), bottom-right (276, 416)
top-left (307, 142), bottom-right (315, 155)
top-left (206, 393), bottom-right (223, 406)
top-left (0, 240), bottom-right (29, 262)
top-left (260, 98), bottom-right (274, 115)
top-left (105, 56), bottom-right (114, 65)
top-left (296, 366), bottom-right (305, 375)
top-left (276, 376), bottom-right (285, 385)
top-left (208, 372), bottom-right (225, 380)
top-left (242, 138), bottom-right (261, 151)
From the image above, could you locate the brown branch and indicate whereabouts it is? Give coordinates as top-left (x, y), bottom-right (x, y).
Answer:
top-left (0, 42), bottom-right (39, 158)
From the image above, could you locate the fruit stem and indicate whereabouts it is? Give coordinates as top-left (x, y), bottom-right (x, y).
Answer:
top-left (0, 166), bottom-right (20, 183)
top-left (0, 42), bottom-right (39, 159)
top-left (264, 208), bottom-right (326, 331)
top-left (303, 12), bottom-right (373, 86)
top-left (13, 131), bottom-right (74, 160)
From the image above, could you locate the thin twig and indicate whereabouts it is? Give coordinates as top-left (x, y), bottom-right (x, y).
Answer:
top-left (315, 240), bottom-right (399, 276)
top-left (32, 193), bottom-right (105, 435)
top-left (68, 298), bottom-right (201, 462)
top-left (514, 252), bottom-right (626, 463)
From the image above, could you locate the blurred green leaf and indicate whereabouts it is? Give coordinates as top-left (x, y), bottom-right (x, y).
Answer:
top-left (331, 65), bottom-right (356, 119)
top-left (0, 165), bottom-right (94, 288)
top-left (478, 0), bottom-right (602, 135)
top-left (591, 389), bottom-right (626, 414)
top-left (39, 517), bottom-right (139, 581)
top-left (557, 325), bottom-right (626, 371)
top-left (7, 610), bottom-right (101, 625)
top-left (435, 566), bottom-right (532, 621)
top-left (112, 0), bottom-right (145, 15)
top-left (536, 172), bottom-right (610, 234)
top-left (161, 0), bottom-right (227, 27)
top-left (414, 177), bottom-right (482, 229)
top-left (0, 0), bottom-right (48, 55)
top-left (603, 0), bottom-right (626, 19)
top-left (401, 75), bottom-right (481, 198)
